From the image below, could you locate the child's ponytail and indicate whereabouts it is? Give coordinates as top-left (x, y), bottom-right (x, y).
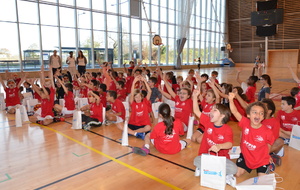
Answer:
top-left (158, 103), bottom-right (174, 135)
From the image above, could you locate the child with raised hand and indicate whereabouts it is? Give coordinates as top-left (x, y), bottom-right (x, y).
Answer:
top-left (192, 89), bottom-right (237, 186)
top-left (0, 72), bottom-right (26, 114)
top-left (109, 72), bottom-right (127, 102)
top-left (287, 64), bottom-right (300, 110)
top-left (132, 103), bottom-right (190, 156)
top-left (53, 76), bottom-right (75, 118)
top-left (191, 80), bottom-right (220, 143)
top-left (162, 73), bottom-right (193, 132)
top-left (236, 68), bottom-right (258, 103)
top-left (148, 77), bottom-right (162, 103)
top-left (228, 92), bottom-right (275, 177)
top-left (276, 96), bottom-right (300, 145)
top-left (258, 74), bottom-right (271, 101)
top-left (29, 79), bottom-right (54, 126)
top-left (80, 91), bottom-right (103, 131)
top-left (105, 90), bottom-right (125, 128)
top-left (127, 75), bottom-right (152, 140)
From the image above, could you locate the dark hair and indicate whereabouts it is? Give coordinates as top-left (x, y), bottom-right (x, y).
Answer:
top-left (99, 83), bottom-right (107, 92)
top-left (107, 90), bottom-right (117, 99)
top-left (233, 86), bottom-right (248, 101)
top-left (221, 83), bottom-right (233, 95)
top-left (246, 101), bottom-right (268, 119)
top-left (135, 69), bottom-right (142, 74)
top-left (200, 73), bottom-right (209, 80)
top-left (23, 81), bottom-right (31, 86)
top-left (261, 74), bottom-right (272, 87)
top-left (91, 72), bottom-right (97, 78)
top-left (117, 80), bottom-right (125, 88)
top-left (91, 80), bottom-right (100, 87)
top-left (247, 76), bottom-right (258, 86)
top-left (65, 83), bottom-right (73, 92)
top-left (261, 98), bottom-right (276, 116)
top-left (44, 87), bottom-right (51, 95)
top-left (149, 77), bottom-right (158, 84)
top-left (92, 90), bottom-right (100, 96)
top-left (146, 69), bottom-right (151, 78)
top-left (290, 87), bottom-right (300, 97)
top-left (282, 96), bottom-right (296, 108)
top-left (141, 90), bottom-right (147, 98)
top-left (158, 103), bottom-right (175, 135)
top-left (211, 71), bottom-right (218, 76)
top-left (214, 103), bottom-right (231, 124)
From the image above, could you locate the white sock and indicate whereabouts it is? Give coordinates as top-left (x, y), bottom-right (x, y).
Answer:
top-left (144, 144), bottom-right (150, 149)
top-left (134, 132), bottom-right (137, 136)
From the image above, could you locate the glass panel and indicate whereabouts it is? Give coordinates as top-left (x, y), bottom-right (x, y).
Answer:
top-left (59, 0), bottom-right (74, 6)
top-left (40, 4), bottom-right (58, 26)
top-left (121, 17), bottom-right (129, 33)
top-left (17, 0), bottom-right (38, 24)
top-left (160, 23), bottom-right (167, 37)
top-left (107, 0), bottom-right (118, 14)
top-left (107, 32), bottom-right (118, 63)
top-left (0, 0), bottom-right (16, 22)
top-left (77, 11), bottom-right (90, 29)
top-left (77, 0), bottom-right (91, 9)
top-left (131, 18), bottom-right (140, 34)
top-left (60, 7), bottom-right (75, 28)
top-left (132, 34), bottom-right (140, 60)
top-left (41, 25), bottom-right (59, 50)
top-left (169, 9), bottom-right (175, 24)
top-left (120, 0), bottom-right (129, 15)
top-left (107, 15), bottom-right (118, 32)
top-left (160, 7), bottom-right (167, 22)
top-left (92, 0), bottom-right (104, 11)
top-left (122, 33), bottom-right (130, 63)
top-left (0, 22), bottom-right (20, 72)
top-left (93, 13), bottom-right (105, 31)
top-left (142, 35), bottom-right (149, 62)
top-left (151, 5), bottom-right (159, 21)
top-left (159, 42), bottom-right (167, 65)
top-left (19, 24), bottom-right (41, 70)
top-left (61, 27), bottom-right (76, 67)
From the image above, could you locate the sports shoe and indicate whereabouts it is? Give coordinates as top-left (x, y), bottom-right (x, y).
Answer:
top-left (195, 167), bottom-right (200, 177)
top-left (277, 147), bottom-right (284, 157)
top-left (36, 120), bottom-right (44, 125)
top-left (54, 117), bottom-right (65, 122)
top-left (132, 146), bottom-right (150, 156)
top-left (27, 111), bottom-right (34, 116)
top-left (82, 124), bottom-right (91, 131)
top-left (271, 153), bottom-right (282, 166)
top-left (266, 162), bottom-right (275, 174)
top-left (284, 138), bottom-right (290, 145)
top-left (226, 174), bottom-right (236, 188)
top-left (136, 132), bottom-right (145, 140)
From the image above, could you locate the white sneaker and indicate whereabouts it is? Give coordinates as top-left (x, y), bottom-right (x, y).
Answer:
top-left (195, 167), bottom-right (200, 177)
top-left (277, 146), bottom-right (284, 157)
top-left (226, 174), bottom-right (236, 188)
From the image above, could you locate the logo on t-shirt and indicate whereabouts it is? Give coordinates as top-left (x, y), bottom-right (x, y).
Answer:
top-left (136, 111), bottom-right (143, 117)
top-left (218, 134), bottom-right (224, 141)
top-left (254, 135), bottom-right (264, 143)
top-left (266, 125), bottom-right (272, 129)
top-left (243, 140), bottom-right (256, 151)
top-left (207, 128), bottom-right (213, 134)
top-left (244, 128), bottom-right (249, 135)
top-left (281, 115), bottom-right (285, 120)
top-left (292, 117), bottom-right (298, 122)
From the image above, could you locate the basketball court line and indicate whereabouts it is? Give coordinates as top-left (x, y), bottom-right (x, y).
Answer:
top-left (34, 152), bottom-right (132, 189)
top-left (39, 125), bottom-right (182, 190)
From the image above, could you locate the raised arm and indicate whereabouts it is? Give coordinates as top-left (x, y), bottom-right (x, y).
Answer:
top-left (0, 75), bottom-right (6, 90)
top-left (88, 91), bottom-right (100, 105)
top-left (17, 72), bottom-right (27, 88)
top-left (158, 84), bottom-right (172, 100)
top-left (129, 76), bottom-right (140, 104)
top-left (192, 89), bottom-right (201, 118)
top-left (236, 68), bottom-right (243, 85)
top-left (208, 80), bottom-right (220, 103)
top-left (228, 92), bottom-right (242, 121)
top-left (288, 64), bottom-right (300, 83)
top-left (163, 73), bottom-right (176, 98)
top-left (55, 76), bottom-right (68, 94)
top-left (141, 76), bottom-right (152, 100)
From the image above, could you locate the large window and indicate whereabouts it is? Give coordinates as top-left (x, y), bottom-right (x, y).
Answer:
top-left (0, 0), bottom-right (226, 72)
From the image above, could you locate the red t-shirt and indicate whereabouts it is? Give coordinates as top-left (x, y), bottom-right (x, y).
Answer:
top-left (230, 99), bottom-right (246, 122)
top-left (262, 117), bottom-right (280, 140)
top-left (174, 95), bottom-right (193, 126)
top-left (150, 119), bottom-right (185, 154)
top-left (238, 116), bottom-right (274, 169)
top-left (200, 99), bottom-right (215, 116)
top-left (34, 92), bottom-right (42, 102)
top-left (100, 92), bottom-right (107, 108)
top-left (163, 80), bottom-right (173, 93)
top-left (109, 80), bottom-right (117, 91)
top-left (129, 98), bottom-right (151, 126)
top-left (295, 91), bottom-right (300, 109)
top-left (155, 75), bottom-right (162, 88)
top-left (111, 99), bottom-right (126, 120)
top-left (172, 84), bottom-right (180, 93)
top-left (198, 114), bottom-right (233, 159)
top-left (5, 87), bottom-right (20, 106)
top-left (41, 98), bottom-right (54, 117)
top-left (64, 91), bottom-right (75, 110)
top-left (245, 86), bottom-right (256, 103)
top-left (90, 102), bottom-right (103, 122)
top-left (80, 85), bottom-right (88, 98)
top-left (276, 110), bottom-right (300, 131)
top-left (117, 88), bottom-right (127, 102)
top-left (125, 76), bottom-right (134, 94)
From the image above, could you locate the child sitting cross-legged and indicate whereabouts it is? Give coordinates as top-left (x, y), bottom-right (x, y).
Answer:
top-left (132, 103), bottom-right (190, 155)
top-left (192, 89), bottom-right (237, 187)
top-left (228, 92), bottom-right (275, 178)
top-left (80, 91), bottom-right (103, 131)
top-left (105, 90), bottom-right (126, 128)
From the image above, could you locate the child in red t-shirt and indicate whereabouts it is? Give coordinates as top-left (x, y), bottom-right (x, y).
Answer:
top-left (80, 91), bottom-right (103, 131)
top-left (53, 77), bottom-right (75, 118)
top-left (0, 73), bottom-right (26, 114)
top-left (192, 89), bottom-right (237, 185)
top-left (132, 103), bottom-right (191, 156)
top-left (106, 90), bottom-right (126, 128)
top-left (127, 76), bottom-right (152, 140)
top-left (276, 96), bottom-right (300, 144)
top-left (288, 64), bottom-right (300, 110)
top-left (236, 68), bottom-right (258, 103)
top-left (229, 93), bottom-right (275, 177)
top-left (110, 72), bottom-right (127, 102)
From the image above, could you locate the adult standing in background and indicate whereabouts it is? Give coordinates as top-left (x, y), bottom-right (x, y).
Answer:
top-left (49, 50), bottom-right (62, 74)
top-left (76, 50), bottom-right (87, 76)
top-left (66, 51), bottom-right (76, 76)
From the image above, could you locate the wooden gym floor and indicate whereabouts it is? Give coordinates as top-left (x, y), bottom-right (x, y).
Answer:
top-left (1, 65), bottom-right (300, 190)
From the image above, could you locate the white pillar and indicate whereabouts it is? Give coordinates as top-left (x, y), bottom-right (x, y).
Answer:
top-left (265, 36), bottom-right (268, 67)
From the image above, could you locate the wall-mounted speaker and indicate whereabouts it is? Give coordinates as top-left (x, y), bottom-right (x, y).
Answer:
top-left (256, 24), bottom-right (277, 36)
top-left (257, 0), bottom-right (277, 11)
top-left (221, 46), bottom-right (226, 51)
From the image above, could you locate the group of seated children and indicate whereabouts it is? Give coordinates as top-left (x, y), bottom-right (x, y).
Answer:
top-left (1, 61), bottom-right (300, 187)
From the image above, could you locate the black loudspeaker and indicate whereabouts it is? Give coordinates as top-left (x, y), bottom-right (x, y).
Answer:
top-left (257, 0), bottom-right (277, 11)
top-left (251, 8), bottom-right (283, 26)
top-left (221, 46), bottom-right (225, 51)
top-left (256, 24), bottom-right (277, 36)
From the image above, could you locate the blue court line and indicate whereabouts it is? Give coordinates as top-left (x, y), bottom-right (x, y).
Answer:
top-left (34, 152), bottom-right (132, 190)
